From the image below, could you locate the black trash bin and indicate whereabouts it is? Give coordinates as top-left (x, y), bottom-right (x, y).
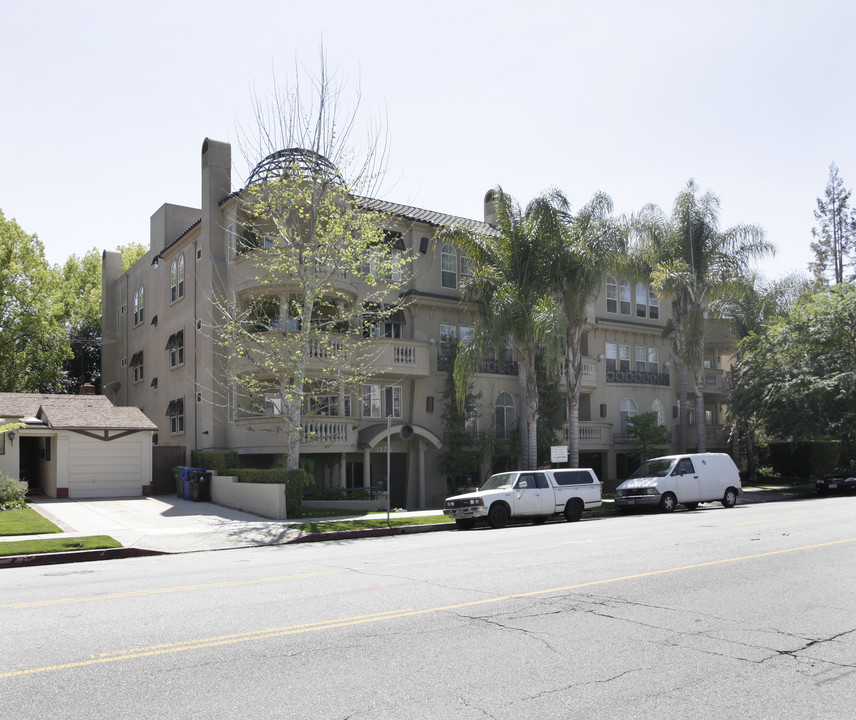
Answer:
top-left (189, 469), bottom-right (212, 502)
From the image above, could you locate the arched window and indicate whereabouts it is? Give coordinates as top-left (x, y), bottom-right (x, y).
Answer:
top-left (619, 279), bottom-right (631, 315)
top-left (606, 276), bottom-right (617, 313)
top-left (177, 255), bottom-right (185, 299)
top-left (441, 244), bottom-right (457, 289)
top-left (170, 256), bottom-right (185, 302)
top-left (652, 399), bottom-right (665, 427)
top-left (635, 282), bottom-right (647, 318)
top-left (132, 289), bottom-right (140, 326)
top-left (495, 392), bottom-right (515, 440)
top-left (138, 285), bottom-right (144, 324)
top-left (620, 397), bottom-right (637, 435)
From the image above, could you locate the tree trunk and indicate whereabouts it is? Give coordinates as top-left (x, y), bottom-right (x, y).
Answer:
top-left (678, 363), bottom-right (688, 453)
top-left (694, 366), bottom-right (706, 453)
top-left (565, 326), bottom-right (583, 468)
top-left (517, 362), bottom-right (530, 470)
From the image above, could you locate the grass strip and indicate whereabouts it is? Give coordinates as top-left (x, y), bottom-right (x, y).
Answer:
top-left (299, 515), bottom-right (452, 533)
top-left (0, 507), bottom-right (62, 536)
top-left (0, 535), bottom-right (122, 557)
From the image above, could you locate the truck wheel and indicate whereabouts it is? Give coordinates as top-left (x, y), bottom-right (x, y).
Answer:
top-left (455, 518), bottom-right (476, 530)
top-left (487, 504), bottom-right (509, 529)
top-left (659, 492), bottom-right (677, 513)
top-left (564, 500), bottom-right (583, 522)
top-left (722, 488), bottom-right (738, 508)
top-left (684, 502), bottom-right (699, 511)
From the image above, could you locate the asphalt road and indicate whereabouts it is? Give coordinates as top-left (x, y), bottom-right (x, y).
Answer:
top-left (2, 495), bottom-right (855, 719)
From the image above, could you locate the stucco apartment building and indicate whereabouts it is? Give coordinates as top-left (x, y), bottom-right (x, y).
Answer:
top-left (101, 138), bottom-right (734, 509)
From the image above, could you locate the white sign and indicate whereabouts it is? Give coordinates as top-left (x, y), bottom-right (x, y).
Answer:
top-left (550, 445), bottom-right (568, 463)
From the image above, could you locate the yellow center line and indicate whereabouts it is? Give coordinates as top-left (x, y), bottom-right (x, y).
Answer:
top-left (3, 536), bottom-right (855, 679)
top-left (2, 508), bottom-right (846, 610)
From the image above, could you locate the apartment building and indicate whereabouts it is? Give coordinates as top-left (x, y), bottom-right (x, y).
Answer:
top-left (101, 138), bottom-right (734, 508)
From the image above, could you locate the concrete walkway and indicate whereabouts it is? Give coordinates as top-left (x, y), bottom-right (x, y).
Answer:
top-left (1, 486), bottom-right (812, 567)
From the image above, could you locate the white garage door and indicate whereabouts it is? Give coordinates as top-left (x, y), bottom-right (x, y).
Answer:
top-left (67, 439), bottom-right (144, 498)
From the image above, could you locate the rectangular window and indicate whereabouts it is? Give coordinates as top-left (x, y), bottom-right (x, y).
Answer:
top-left (362, 384), bottom-right (381, 418)
top-left (167, 398), bottom-right (185, 434)
top-left (131, 350), bottom-right (144, 383)
top-left (649, 288), bottom-right (659, 319)
top-left (385, 386), bottom-right (402, 419)
top-left (635, 346), bottom-right (647, 373)
top-left (167, 330), bottom-right (184, 368)
top-left (264, 393), bottom-right (283, 416)
top-left (440, 324), bottom-right (457, 359)
top-left (636, 284), bottom-right (646, 318)
top-left (648, 347), bottom-right (659, 374)
top-left (441, 247), bottom-right (457, 289)
top-left (619, 344), bottom-right (630, 372)
top-left (605, 343), bottom-right (617, 372)
top-left (460, 254), bottom-right (472, 278)
top-left (619, 281), bottom-right (631, 315)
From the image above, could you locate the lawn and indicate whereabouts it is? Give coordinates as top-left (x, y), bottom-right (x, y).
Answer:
top-left (0, 507), bottom-right (62, 535)
top-left (0, 507), bottom-right (121, 557)
top-left (0, 535), bottom-right (122, 557)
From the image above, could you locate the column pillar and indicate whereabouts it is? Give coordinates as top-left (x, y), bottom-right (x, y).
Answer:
top-left (417, 440), bottom-right (426, 510)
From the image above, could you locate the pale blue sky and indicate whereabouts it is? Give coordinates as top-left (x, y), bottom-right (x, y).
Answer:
top-left (1, 0), bottom-right (853, 280)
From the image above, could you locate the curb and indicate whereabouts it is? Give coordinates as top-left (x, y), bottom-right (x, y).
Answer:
top-left (0, 546), bottom-right (167, 569)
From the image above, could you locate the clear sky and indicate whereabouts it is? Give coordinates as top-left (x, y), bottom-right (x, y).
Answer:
top-left (2, 0), bottom-right (853, 280)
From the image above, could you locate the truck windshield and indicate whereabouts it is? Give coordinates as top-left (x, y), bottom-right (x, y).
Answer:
top-left (629, 458), bottom-right (674, 479)
top-left (480, 473), bottom-right (515, 490)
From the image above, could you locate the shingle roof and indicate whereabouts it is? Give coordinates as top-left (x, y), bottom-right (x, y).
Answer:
top-left (357, 197), bottom-right (498, 235)
top-left (0, 394), bottom-right (156, 431)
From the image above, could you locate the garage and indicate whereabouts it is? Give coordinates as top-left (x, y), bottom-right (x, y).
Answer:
top-left (0, 392), bottom-right (156, 498)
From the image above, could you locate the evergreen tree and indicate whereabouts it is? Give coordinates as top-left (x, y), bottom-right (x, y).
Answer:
top-left (810, 163), bottom-right (856, 284)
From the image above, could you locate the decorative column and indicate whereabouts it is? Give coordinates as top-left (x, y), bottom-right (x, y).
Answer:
top-left (339, 452), bottom-right (346, 489)
top-left (417, 440), bottom-right (426, 509)
top-left (363, 448), bottom-right (371, 489)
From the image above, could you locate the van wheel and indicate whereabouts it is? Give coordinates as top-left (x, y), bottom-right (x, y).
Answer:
top-left (659, 493), bottom-right (677, 513)
top-left (722, 488), bottom-right (738, 508)
top-left (488, 504), bottom-right (509, 529)
top-left (684, 502), bottom-right (699, 511)
top-left (564, 500), bottom-right (583, 522)
top-left (455, 518), bottom-right (476, 530)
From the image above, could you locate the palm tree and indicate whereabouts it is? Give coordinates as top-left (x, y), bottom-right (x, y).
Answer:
top-left (547, 192), bottom-right (625, 467)
top-left (635, 180), bottom-right (772, 452)
top-left (439, 188), bottom-right (564, 470)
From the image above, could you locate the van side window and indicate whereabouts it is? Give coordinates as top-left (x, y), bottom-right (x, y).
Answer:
top-left (535, 473), bottom-right (550, 489)
top-left (674, 458), bottom-right (696, 475)
top-left (553, 470), bottom-right (594, 485)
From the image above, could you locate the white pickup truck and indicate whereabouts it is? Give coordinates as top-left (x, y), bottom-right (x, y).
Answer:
top-left (443, 468), bottom-right (602, 529)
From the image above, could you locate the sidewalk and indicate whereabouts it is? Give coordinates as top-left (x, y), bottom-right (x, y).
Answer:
top-left (1, 486), bottom-right (813, 568)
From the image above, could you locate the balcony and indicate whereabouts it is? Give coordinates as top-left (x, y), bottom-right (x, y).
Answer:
top-left (703, 369), bottom-right (731, 397)
top-left (437, 355), bottom-right (519, 376)
top-left (360, 339), bottom-right (431, 378)
top-left (563, 421), bottom-right (613, 447)
top-left (606, 369), bottom-right (671, 386)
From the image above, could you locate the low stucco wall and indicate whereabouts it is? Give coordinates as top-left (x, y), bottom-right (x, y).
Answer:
top-left (303, 497), bottom-right (388, 512)
top-left (211, 475), bottom-right (287, 519)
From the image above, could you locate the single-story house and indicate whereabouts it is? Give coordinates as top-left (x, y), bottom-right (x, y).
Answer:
top-left (0, 391), bottom-right (157, 498)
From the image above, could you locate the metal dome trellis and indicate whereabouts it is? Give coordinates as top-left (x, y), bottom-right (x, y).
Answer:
top-left (244, 148), bottom-right (345, 188)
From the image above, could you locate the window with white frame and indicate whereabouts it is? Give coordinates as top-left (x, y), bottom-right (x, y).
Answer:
top-left (652, 399), bottom-right (665, 427)
top-left (606, 277), bottom-right (617, 313)
top-left (605, 342), bottom-right (617, 372)
top-left (131, 351), bottom-right (144, 383)
top-left (166, 330), bottom-right (184, 368)
top-left (460, 254), bottom-right (472, 278)
top-left (619, 344), bottom-right (630, 372)
top-left (635, 282), bottom-right (647, 318)
top-left (495, 392), bottom-right (515, 439)
top-left (133, 286), bottom-right (144, 326)
top-left (308, 394), bottom-right (352, 417)
top-left (648, 347), bottom-right (660, 374)
top-left (620, 397), bottom-right (637, 435)
top-left (170, 255), bottom-right (185, 302)
top-left (648, 286), bottom-right (660, 319)
top-left (619, 280), bottom-right (631, 315)
top-left (439, 324), bottom-right (457, 358)
top-left (635, 346), bottom-right (647, 373)
top-left (362, 384), bottom-right (382, 418)
top-left (385, 385), bottom-right (403, 419)
top-left (441, 244), bottom-right (457, 288)
top-left (166, 397), bottom-right (185, 434)
top-left (264, 392), bottom-right (283, 416)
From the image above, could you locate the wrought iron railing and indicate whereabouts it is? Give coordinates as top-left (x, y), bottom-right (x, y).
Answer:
top-left (606, 370), bottom-right (670, 386)
top-left (438, 355), bottom-right (519, 376)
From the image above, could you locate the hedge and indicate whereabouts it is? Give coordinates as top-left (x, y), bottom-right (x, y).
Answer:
top-left (190, 450), bottom-right (240, 477)
top-left (227, 467), bottom-right (310, 516)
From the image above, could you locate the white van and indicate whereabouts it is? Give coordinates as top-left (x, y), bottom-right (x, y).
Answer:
top-left (614, 453), bottom-right (741, 512)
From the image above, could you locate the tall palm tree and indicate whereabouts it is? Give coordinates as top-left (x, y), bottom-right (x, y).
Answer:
top-left (439, 188), bottom-right (564, 470)
top-left (635, 180), bottom-right (772, 452)
top-left (547, 192), bottom-right (625, 467)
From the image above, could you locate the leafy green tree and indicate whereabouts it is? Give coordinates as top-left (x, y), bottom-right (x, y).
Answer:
top-left (218, 57), bottom-right (407, 471)
top-left (535, 350), bottom-right (565, 466)
top-left (439, 188), bottom-right (565, 470)
top-left (810, 163), bottom-right (856, 285)
top-left (634, 181), bottom-right (772, 452)
top-left (625, 411), bottom-right (671, 462)
top-left (733, 283), bottom-right (856, 454)
top-left (547, 191), bottom-right (625, 467)
top-left (0, 210), bottom-right (70, 392)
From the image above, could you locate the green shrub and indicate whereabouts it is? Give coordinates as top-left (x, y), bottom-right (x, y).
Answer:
top-left (0, 474), bottom-right (28, 510)
top-left (191, 450), bottom-right (240, 476)
top-left (228, 467), bottom-right (310, 517)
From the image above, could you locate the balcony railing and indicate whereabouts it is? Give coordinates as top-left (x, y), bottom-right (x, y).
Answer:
top-left (302, 420), bottom-right (351, 444)
top-left (606, 370), bottom-right (670, 386)
top-left (438, 355), bottom-right (519, 376)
